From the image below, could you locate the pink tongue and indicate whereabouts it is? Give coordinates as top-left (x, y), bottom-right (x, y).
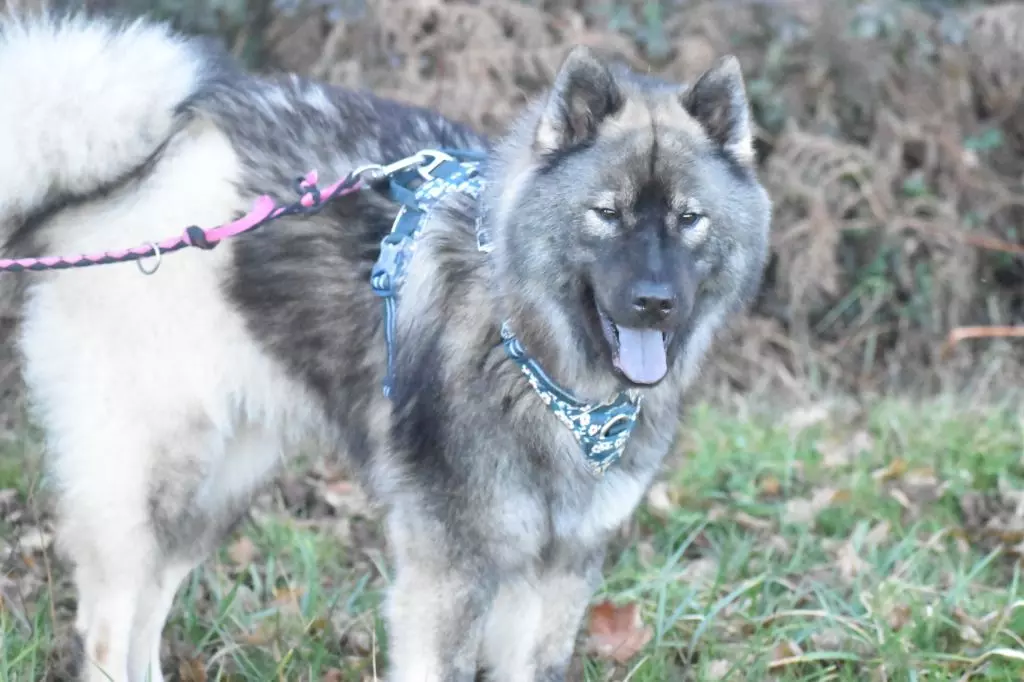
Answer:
top-left (613, 326), bottom-right (668, 384)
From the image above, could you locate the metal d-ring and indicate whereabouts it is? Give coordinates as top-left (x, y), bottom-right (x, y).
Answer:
top-left (599, 413), bottom-right (630, 439)
top-left (136, 242), bottom-right (163, 275)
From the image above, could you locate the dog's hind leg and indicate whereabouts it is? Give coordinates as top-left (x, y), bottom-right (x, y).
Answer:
top-left (56, 417), bottom-right (248, 682)
top-left (51, 432), bottom-right (168, 682)
top-left (37, 385), bottom-right (232, 682)
top-left (125, 425), bottom-right (287, 682)
top-left (126, 561), bottom-right (194, 682)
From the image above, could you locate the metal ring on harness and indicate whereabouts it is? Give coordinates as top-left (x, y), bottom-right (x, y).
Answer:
top-left (599, 413), bottom-right (630, 439)
top-left (136, 242), bottom-right (163, 276)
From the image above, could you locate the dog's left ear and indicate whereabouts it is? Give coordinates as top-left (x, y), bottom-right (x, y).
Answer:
top-left (683, 56), bottom-right (755, 167)
top-left (534, 46), bottom-right (623, 155)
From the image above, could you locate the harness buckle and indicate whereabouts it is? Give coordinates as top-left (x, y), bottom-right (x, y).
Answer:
top-left (370, 233), bottom-right (409, 296)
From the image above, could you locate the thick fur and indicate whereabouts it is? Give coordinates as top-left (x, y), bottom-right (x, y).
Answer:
top-left (0, 11), bottom-right (772, 682)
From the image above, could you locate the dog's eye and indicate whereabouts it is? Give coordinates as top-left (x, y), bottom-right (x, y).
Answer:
top-left (594, 207), bottom-right (620, 221)
top-left (679, 212), bottom-right (704, 229)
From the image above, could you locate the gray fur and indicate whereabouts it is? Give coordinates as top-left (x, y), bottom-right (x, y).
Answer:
top-left (1, 15), bottom-right (771, 682)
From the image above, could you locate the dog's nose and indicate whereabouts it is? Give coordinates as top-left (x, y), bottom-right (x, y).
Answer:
top-left (630, 281), bottom-right (676, 321)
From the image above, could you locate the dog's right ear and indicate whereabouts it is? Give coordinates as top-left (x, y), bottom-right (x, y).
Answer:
top-left (534, 46), bottom-right (623, 155)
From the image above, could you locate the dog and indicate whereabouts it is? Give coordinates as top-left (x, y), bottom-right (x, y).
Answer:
top-left (0, 11), bottom-right (772, 682)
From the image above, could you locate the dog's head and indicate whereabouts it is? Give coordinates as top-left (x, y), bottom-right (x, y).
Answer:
top-left (487, 47), bottom-right (772, 393)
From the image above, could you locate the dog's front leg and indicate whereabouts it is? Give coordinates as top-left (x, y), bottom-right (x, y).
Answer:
top-left (384, 506), bottom-right (494, 682)
top-left (481, 547), bottom-right (605, 682)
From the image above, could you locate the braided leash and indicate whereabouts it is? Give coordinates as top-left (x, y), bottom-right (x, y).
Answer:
top-left (0, 150), bottom-right (447, 276)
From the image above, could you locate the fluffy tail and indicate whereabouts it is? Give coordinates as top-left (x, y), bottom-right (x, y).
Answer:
top-left (0, 12), bottom-right (207, 243)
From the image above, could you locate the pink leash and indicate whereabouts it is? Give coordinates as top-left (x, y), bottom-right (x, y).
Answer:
top-left (0, 170), bottom-right (364, 275)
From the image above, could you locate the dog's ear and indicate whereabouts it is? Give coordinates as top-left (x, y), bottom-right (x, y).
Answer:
top-left (682, 56), bottom-right (755, 166)
top-left (534, 46), bottom-right (623, 155)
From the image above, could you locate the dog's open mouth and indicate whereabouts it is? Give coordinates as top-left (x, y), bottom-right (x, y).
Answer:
top-left (598, 308), bottom-right (671, 386)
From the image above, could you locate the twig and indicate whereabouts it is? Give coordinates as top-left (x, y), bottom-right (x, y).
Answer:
top-left (940, 326), bottom-right (1024, 359)
top-left (962, 233), bottom-right (1024, 257)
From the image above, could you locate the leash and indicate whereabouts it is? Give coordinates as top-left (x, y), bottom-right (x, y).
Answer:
top-left (0, 145), bottom-right (642, 475)
top-left (0, 149), bottom-right (472, 276)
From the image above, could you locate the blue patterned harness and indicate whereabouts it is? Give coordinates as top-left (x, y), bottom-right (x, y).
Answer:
top-left (369, 150), bottom-right (643, 476)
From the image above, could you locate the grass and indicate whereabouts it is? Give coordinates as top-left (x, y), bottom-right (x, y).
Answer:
top-left (1, 398), bottom-right (1023, 681)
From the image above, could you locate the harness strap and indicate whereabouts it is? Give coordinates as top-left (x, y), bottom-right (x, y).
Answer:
top-left (369, 150), bottom-right (485, 397)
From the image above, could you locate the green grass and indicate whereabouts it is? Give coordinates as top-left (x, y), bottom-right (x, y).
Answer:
top-left (2, 399), bottom-right (1024, 681)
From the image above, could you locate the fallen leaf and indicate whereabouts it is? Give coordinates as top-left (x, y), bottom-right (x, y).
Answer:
top-left (16, 526), bottom-right (52, 554)
top-left (320, 479), bottom-right (372, 516)
top-left (0, 488), bottom-right (17, 508)
top-left (177, 657), bottom-right (207, 682)
top-left (706, 659), bottom-right (733, 680)
top-left (872, 458), bottom-right (908, 483)
top-left (953, 607), bottom-right (987, 646)
top-left (341, 626), bottom-right (373, 654)
top-left (783, 487), bottom-right (847, 525)
top-left (835, 540), bottom-right (870, 583)
top-left (810, 626), bottom-right (847, 650)
top-left (238, 623), bottom-right (277, 646)
top-left (959, 622), bottom-right (984, 645)
top-left (644, 481), bottom-right (676, 518)
top-left (887, 487), bottom-right (914, 512)
top-left (783, 405), bottom-right (829, 434)
top-left (679, 556), bottom-right (719, 585)
top-left (707, 504), bottom-right (729, 523)
top-left (270, 586), bottom-right (305, 616)
top-left (636, 540), bottom-right (656, 567)
top-left (323, 669), bottom-right (344, 682)
top-left (759, 475), bottom-right (782, 498)
top-left (227, 536), bottom-right (257, 568)
top-left (764, 534), bottom-right (791, 555)
top-left (819, 430), bottom-right (874, 469)
top-left (886, 603), bottom-right (912, 631)
top-left (903, 466), bottom-right (938, 487)
top-left (734, 510), bottom-right (774, 532)
top-left (863, 520), bottom-right (891, 550)
top-left (585, 600), bottom-right (653, 663)
top-left (768, 639), bottom-right (804, 669)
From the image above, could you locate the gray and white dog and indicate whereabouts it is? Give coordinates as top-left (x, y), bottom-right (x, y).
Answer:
top-left (0, 10), bottom-right (771, 682)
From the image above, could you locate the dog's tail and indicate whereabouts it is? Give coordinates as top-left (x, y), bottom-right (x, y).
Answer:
top-left (0, 12), bottom-right (210, 248)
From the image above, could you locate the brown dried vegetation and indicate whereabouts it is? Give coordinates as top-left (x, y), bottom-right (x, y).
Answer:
top-left (2, 0), bottom-right (1024, 402)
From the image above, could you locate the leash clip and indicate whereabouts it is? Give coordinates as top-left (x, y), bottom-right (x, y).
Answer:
top-left (415, 149), bottom-right (456, 181)
top-left (352, 149), bottom-right (453, 186)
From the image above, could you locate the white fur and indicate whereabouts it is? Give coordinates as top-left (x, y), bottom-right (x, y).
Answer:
top-left (3, 15), bottom-right (325, 681)
top-left (0, 15), bottom-right (200, 220)
top-left (481, 577), bottom-right (544, 681)
top-left (481, 571), bottom-right (594, 681)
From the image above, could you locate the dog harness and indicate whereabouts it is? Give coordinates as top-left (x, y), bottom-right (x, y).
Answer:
top-left (370, 149), bottom-right (644, 476)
